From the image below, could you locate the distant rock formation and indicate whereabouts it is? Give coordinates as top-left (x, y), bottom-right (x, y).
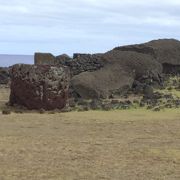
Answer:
top-left (10, 64), bottom-right (70, 110)
top-left (63, 54), bottom-right (104, 76)
top-left (56, 54), bottom-right (72, 66)
top-left (34, 53), bottom-right (56, 65)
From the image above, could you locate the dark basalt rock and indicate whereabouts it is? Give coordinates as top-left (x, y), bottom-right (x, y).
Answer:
top-left (55, 54), bottom-right (72, 66)
top-left (56, 53), bottom-right (105, 76)
top-left (10, 64), bottom-right (70, 110)
top-left (114, 39), bottom-right (180, 74)
top-left (71, 64), bottom-right (135, 99)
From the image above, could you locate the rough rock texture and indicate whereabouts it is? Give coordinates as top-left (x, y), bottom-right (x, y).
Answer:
top-left (103, 51), bottom-right (162, 80)
top-left (0, 67), bottom-right (10, 84)
top-left (114, 39), bottom-right (180, 73)
top-left (163, 63), bottom-right (180, 74)
top-left (71, 50), bottom-right (163, 99)
top-left (30, 39), bottom-right (180, 100)
top-left (57, 54), bottom-right (104, 76)
top-left (34, 53), bottom-right (56, 65)
top-left (56, 54), bottom-right (72, 66)
top-left (10, 64), bottom-right (70, 110)
top-left (71, 64), bottom-right (135, 99)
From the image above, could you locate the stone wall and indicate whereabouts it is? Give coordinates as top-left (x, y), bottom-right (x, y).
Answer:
top-left (35, 52), bottom-right (105, 76)
top-left (58, 54), bottom-right (104, 76)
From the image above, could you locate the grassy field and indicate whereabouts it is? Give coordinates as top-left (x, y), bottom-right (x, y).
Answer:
top-left (0, 87), bottom-right (180, 180)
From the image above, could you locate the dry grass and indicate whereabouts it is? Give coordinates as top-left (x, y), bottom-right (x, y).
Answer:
top-left (0, 87), bottom-right (180, 180)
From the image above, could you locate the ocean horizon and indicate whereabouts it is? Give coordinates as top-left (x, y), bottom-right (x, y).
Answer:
top-left (0, 54), bottom-right (34, 67)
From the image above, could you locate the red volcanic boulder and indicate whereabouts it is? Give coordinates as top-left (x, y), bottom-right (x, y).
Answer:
top-left (10, 64), bottom-right (70, 110)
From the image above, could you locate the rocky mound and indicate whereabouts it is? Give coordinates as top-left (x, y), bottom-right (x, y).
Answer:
top-left (114, 39), bottom-right (180, 74)
top-left (10, 64), bottom-right (70, 110)
top-left (71, 64), bottom-right (135, 99)
top-left (103, 51), bottom-right (162, 80)
top-left (71, 39), bottom-right (180, 99)
top-left (71, 51), bottom-right (162, 99)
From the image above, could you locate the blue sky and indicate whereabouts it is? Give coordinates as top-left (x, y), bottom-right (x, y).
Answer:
top-left (0, 0), bottom-right (180, 55)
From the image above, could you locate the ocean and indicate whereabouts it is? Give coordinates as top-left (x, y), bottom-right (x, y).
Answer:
top-left (0, 55), bottom-right (34, 67)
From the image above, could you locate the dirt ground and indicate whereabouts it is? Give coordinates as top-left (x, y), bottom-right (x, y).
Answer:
top-left (0, 87), bottom-right (180, 180)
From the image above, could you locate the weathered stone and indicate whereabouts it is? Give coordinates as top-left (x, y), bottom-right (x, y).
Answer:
top-left (10, 64), bottom-right (70, 110)
top-left (34, 53), bottom-right (56, 65)
top-left (56, 54), bottom-right (72, 66)
top-left (114, 39), bottom-right (180, 74)
top-left (71, 64), bottom-right (135, 99)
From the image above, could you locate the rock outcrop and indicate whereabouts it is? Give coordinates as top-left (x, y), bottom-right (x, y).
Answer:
top-left (34, 53), bottom-right (56, 65)
top-left (10, 64), bottom-right (70, 110)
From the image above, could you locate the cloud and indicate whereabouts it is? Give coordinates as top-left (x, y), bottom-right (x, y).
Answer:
top-left (0, 0), bottom-right (179, 56)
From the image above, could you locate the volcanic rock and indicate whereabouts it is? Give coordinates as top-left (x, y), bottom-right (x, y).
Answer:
top-left (34, 52), bottom-right (56, 65)
top-left (114, 39), bottom-right (180, 74)
top-left (10, 64), bottom-right (70, 110)
top-left (56, 54), bottom-right (72, 66)
top-left (103, 50), bottom-right (162, 81)
top-left (71, 63), bottom-right (135, 99)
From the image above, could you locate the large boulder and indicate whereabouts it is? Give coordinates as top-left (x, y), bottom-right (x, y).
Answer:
top-left (114, 39), bottom-right (180, 74)
top-left (71, 63), bottom-right (135, 99)
top-left (103, 50), bottom-right (162, 79)
top-left (34, 52), bottom-right (56, 65)
top-left (10, 64), bottom-right (70, 110)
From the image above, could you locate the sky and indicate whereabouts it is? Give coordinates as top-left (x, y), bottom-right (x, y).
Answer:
top-left (0, 0), bottom-right (180, 56)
